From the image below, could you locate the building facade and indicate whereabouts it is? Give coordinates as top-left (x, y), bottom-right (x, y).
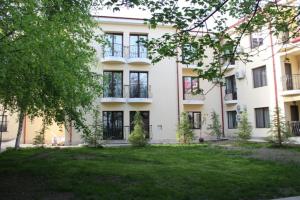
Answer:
top-left (2, 13), bottom-right (300, 145)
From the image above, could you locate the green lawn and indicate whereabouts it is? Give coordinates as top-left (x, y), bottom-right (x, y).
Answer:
top-left (1, 143), bottom-right (300, 200)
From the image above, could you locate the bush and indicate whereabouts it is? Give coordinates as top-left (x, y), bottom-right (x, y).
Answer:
top-left (129, 112), bottom-right (148, 147)
top-left (176, 112), bottom-right (194, 144)
top-left (82, 109), bottom-right (104, 147)
top-left (207, 111), bottom-right (222, 139)
top-left (33, 122), bottom-right (47, 145)
top-left (268, 107), bottom-right (291, 145)
top-left (237, 111), bottom-right (252, 140)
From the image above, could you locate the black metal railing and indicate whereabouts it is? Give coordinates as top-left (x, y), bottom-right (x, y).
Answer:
top-left (103, 85), bottom-right (124, 98)
top-left (103, 126), bottom-right (124, 140)
top-left (125, 84), bottom-right (152, 98)
top-left (129, 45), bottom-right (148, 59)
top-left (288, 121), bottom-right (300, 136)
top-left (282, 74), bottom-right (300, 91)
top-left (224, 89), bottom-right (237, 101)
top-left (103, 43), bottom-right (123, 58)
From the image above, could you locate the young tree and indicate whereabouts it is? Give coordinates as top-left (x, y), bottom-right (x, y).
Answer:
top-left (176, 112), bottom-right (194, 144)
top-left (82, 109), bottom-right (104, 147)
top-left (237, 111), bottom-right (252, 140)
top-left (207, 111), bottom-right (222, 139)
top-left (269, 107), bottom-right (291, 146)
top-left (33, 120), bottom-right (47, 146)
top-left (0, 0), bottom-right (102, 149)
top-left (128, 112), bottom-right (148, 147)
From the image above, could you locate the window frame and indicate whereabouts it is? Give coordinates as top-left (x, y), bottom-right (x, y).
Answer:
top-left (129, 71), bottom-right (149, 98)
top-left (183, 76), bottom-right (200, 100)
top-left (103, 71), bottom-right (123, 98)
top-left (105, 32), bottom-right (124, 57)
top-left (102, 111), bottom-right (124, 140)
top-left (252, 65), bottom-right (267, 88)
top-left (227, 111), bottom-right (237, 129)
top-left (187, 112), bottom-right (201, 129)
top-left (255, 107), bottom-right (270, 128)
top-left (0, 115), bottom-right (7, 132)
top-left (129, 34), bottom-right (148, 58)
top-left (250, 33), bottom-right (264, 49)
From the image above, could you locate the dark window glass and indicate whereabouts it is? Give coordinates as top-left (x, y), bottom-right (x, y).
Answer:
top-left (227, 111), bottom-right (237, 129)
top-left (255, 107), bottom-right (270, 128)
top-left (103, 111), bottom-right (123, 140)
top-left (253, 66), bottom-right (267, 88)
top-left (0, 115), bottom-right (7, 132)
top-left (130, 111), bottom-right (150, 139)
top-left (187, 112), bottom-right (201, 129)
top-left (225, 75), bottom-right (237, 100)
top-left (130, 72), bottom-right (148, 98)
top-left (104, 33), bottom-right (123, 57)
top-left (130, 35), bottom-right (148, 58)
top-left (103, 71), bottom-right (123, 98)
top-left (251, 33), bottom-right (264, 48)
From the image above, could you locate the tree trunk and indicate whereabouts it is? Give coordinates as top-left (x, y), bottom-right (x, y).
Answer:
top-left (15, 110), bottom-right (25, 149)
top-left (276, 107), bottom-right (282, 146)
top-left (0, 109), bottom-right (6, 151)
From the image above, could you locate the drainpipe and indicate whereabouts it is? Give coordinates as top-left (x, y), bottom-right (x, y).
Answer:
top-left (269, 25), bottom-right (281, 144)
top-left (220, 84), bottom-right (225, 137)
top-left (176, 30), bottom-right (180, 122)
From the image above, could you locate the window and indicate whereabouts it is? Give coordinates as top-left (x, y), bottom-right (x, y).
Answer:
top-left (103, 71), bottom-right (123, 98)
top-left (130, 72), bottom-right (148, 98)
top-left (227, 111), bottom-right (237, 129)
top-left (130, 34), bottom-right (148, 58)
top-left (250, 33), bottom-right (264, 48)
top-left (225, 75), bottom-right (237, 100)
top-left (0, 115), bottom-right (7, 132)
top-left (188, 112), bottom-right (201, 129)
top-left (130, 111), bottom-right (150, 138)
top-left (183, 77), bottom-right (200, 99)
top-left (253, 66), bottom-right (267, 88)
top-left (255, 107), bottom-right (270, 128)
top-left (104, 33), bottom-right (123, 57)
top-left (103, 111), bottom-right (123, 140)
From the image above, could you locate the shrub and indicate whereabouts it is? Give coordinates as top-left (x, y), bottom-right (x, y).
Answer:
top-left (176, 112), bottom-right (194, 144)
top-left (129, 112), bottom-right (148, 147)
top-left (33, 122), bottom-right (47, 145)
top-left (236, 111), bottom-right (252, 140)
top-left (268, 107), bottom-right (291, 145)
top-left (82, 109), bottom-right (104, 147)
top-left (207, 111), bottom-right (222, 139)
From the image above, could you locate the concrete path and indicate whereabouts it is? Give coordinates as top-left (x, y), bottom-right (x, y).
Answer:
top-left (273, 196), bottom-right (300, 200)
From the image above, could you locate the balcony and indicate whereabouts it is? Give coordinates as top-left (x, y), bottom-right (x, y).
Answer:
top-left (183, 93), bottom-right (205, 105)
top-left (125, 84), bottom-right (152, 103)
top-left (224, 89), bottom-right (238, 104)
top-left (102, 44), bottom-right (126, 64)
top-left (282, 75), bottom-right (300, 96)
top-left (127, 45), bottom-right (151, 65)
top-left (100, 86), bottom-right (126, 103)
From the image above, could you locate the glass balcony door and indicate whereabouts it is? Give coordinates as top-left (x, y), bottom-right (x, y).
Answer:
top-left (130, 72), bottom-right (148, 98)
top-left (103, 71), bottom-right (123, 98)
top-left (103, 111), bottom-right (123, 140)
top-left (130, 35), bottom-right (148, 58)
top-left (104, 33), bottom-right (123, 57)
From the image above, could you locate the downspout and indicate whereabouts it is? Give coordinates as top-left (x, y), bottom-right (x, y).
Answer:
top-left (23, 115), bottom-right (27, 144)
top-left (176, 29), bottom-right (180, 122)
top-left (220, 84), bottom-right (225, 137)
top-left (269, 26), bottom-right (281, 144)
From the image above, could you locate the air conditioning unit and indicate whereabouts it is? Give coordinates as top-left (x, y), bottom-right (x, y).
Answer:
top-left (235, 70), bottom-right (245, 79)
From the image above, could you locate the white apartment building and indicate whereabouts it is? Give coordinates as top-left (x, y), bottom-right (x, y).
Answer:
top-left (2, 12), bottom-right (300, 145)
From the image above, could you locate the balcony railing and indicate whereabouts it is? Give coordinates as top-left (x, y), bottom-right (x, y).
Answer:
top-left (103, 43), bottom-right (123, 58)
top-left (282, 74), bottom-right (300, 91)
top-left (103, 85), bottom-right (124, 98)
top-left (129, 45), bottom-right (147, 58)
top-left (126, 84), bottom-right (152, 98)
top-left (288, 121), bottom-right (300, 136)
top-left (224, 89), bottom-right (237, 101)
top-left (183, 92), bottom-right (205, 101)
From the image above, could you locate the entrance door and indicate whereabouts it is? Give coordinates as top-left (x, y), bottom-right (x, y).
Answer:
top-left (290, 105), bottom-right (299, 121)
top-left (285, 63), bottom-right (293, 90)
top-left (130, 111), bottom-right (150, 139)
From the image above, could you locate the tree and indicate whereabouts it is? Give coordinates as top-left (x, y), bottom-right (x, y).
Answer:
top-left (128, 112), bottom-right (148, 147)
top-left (237, 111), bottom-right (252, 140)
top-left (269, 107), bottom-right (291, 146)
top-left (207, 111), bottom-right (222, 139)
top-left (176, 112), bottom-right (194, 144)
top-left (33, 120), bottom-right (47, 146)
top-left (103, 0), bottom-right (300, 81)
top-left (0, 0), bottom-right (102, 149)
top-left (82, 109), bottom-right (104, 147)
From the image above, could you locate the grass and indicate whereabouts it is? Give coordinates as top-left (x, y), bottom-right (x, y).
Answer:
top-left (1, 143), bottom-right (300, 200)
